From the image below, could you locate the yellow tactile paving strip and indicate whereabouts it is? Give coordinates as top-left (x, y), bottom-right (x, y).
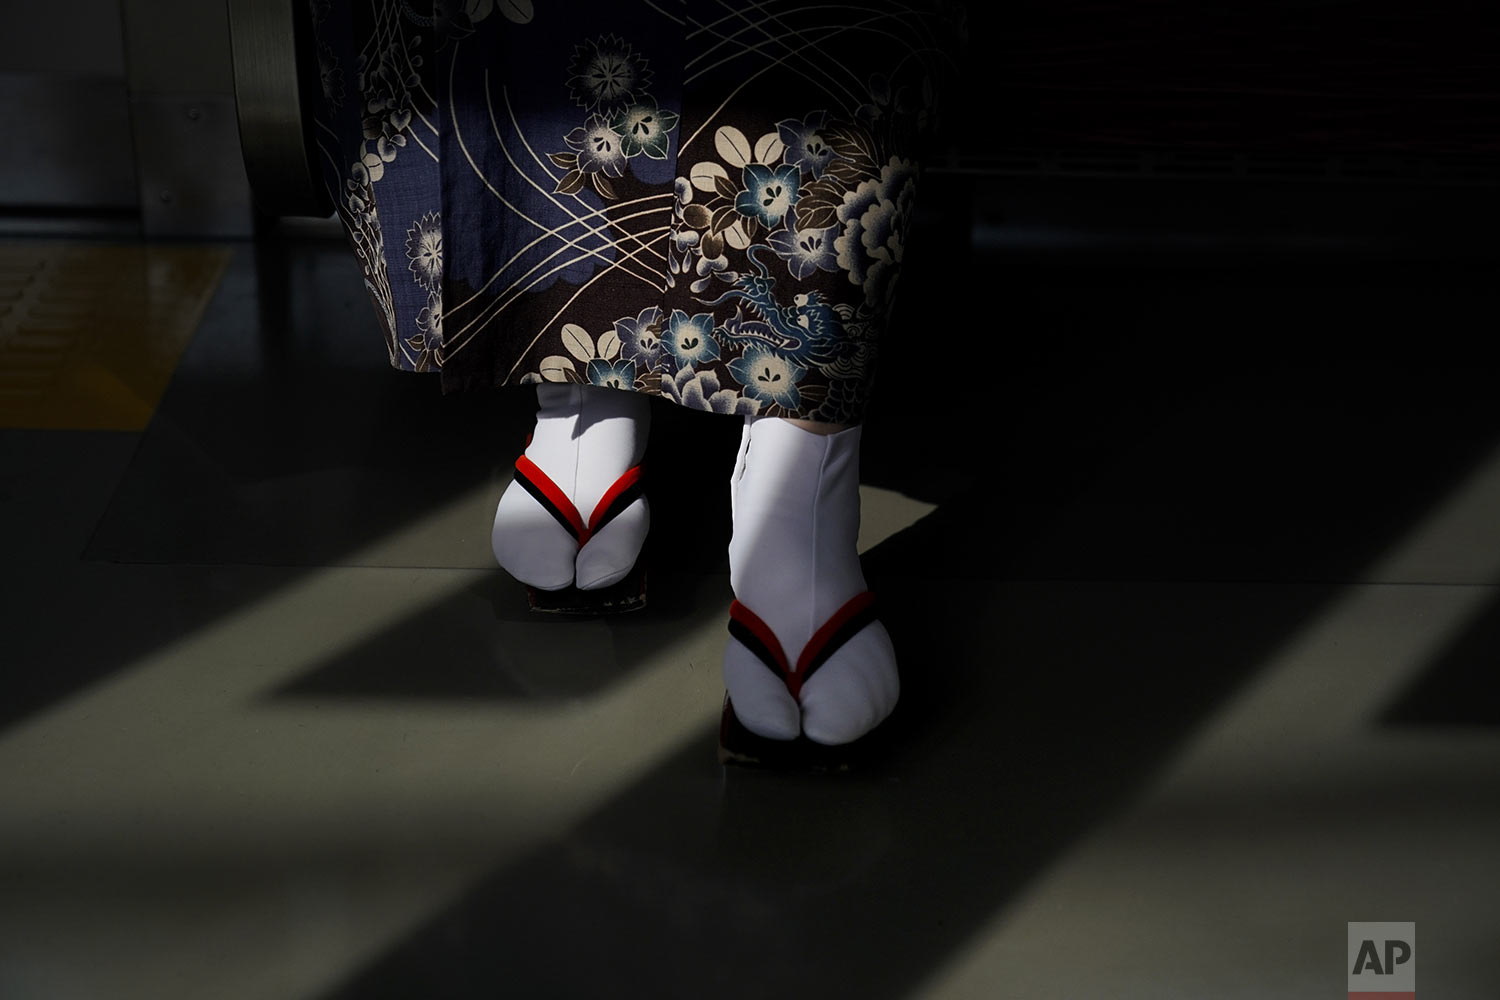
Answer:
top-left (0, 244), bottom-right (231, 430)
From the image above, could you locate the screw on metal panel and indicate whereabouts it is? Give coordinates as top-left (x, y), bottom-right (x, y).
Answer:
top-left (186, 107), bottom-right (202, 121)
top-left (159, 190), bottom-right (174, 204)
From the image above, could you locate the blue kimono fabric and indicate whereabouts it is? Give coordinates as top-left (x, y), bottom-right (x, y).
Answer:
top-left (310, 0), bottom-right (962, 423)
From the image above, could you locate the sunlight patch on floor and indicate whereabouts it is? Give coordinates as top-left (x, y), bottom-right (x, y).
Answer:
top-left (0, 480), bottom-right (724, 999)
top-left (916, 445), bottom-right (1500, 1000)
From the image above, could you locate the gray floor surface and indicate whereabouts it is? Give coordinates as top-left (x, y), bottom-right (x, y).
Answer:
top-left (1, 200), bottom-right (1497, 997)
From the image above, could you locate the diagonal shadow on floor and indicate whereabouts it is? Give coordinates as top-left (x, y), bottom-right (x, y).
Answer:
top-left (16, 217), bottom-right (1500, 737)
top-left (1379, 587), bottom-right (1500, 726)
top-left (290, 256), bottom-right (1500, 999)
top-left (305, 539), bottom-right (1349, 997)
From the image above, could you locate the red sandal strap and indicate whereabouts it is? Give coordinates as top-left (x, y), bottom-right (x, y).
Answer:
top-left (587, 464), bottom-right (645, 542)
top-left (796, 592), bottom-right (879, 689)
top-left (513, 455), bottom-right (585, 542)
top-left (513, 457), bottom-right (646, 548)
top-left (727, 592), bottom-right (879, 699)
top-left (728, 600), bottom-right (791, 687)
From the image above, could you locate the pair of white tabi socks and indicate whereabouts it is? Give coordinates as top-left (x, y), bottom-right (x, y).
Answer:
top-left (491, 384), bottom-right (898, 745)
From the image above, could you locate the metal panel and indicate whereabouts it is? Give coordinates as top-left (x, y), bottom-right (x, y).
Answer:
top-left (131, 94), bottom-right (254, 237)
top-left (120, 0), bottom-right (258, 236)
top-left (0, 72), bottom-right (138, 210)
top-left (0, 0), bottom-right (126, 76)
top-left (118, 0), bottom-right (234, 94)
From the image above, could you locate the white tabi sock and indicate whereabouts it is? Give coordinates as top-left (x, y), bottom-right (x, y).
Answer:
top-left (724, 417), bottom-right (899, 744)
top-left (492, 383), bottom-right (650, 591)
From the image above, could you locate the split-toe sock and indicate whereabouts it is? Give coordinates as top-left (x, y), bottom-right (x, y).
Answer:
top-left (491, 382), bottom-right (650, 591)
top-left (724, 417), bottom-right (899, 744)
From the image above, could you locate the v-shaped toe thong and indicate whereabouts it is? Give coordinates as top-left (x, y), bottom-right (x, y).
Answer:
top-left (727, 591), bottom-right (880, 699)
top-left (512, 455), bottom-right (644, 549)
